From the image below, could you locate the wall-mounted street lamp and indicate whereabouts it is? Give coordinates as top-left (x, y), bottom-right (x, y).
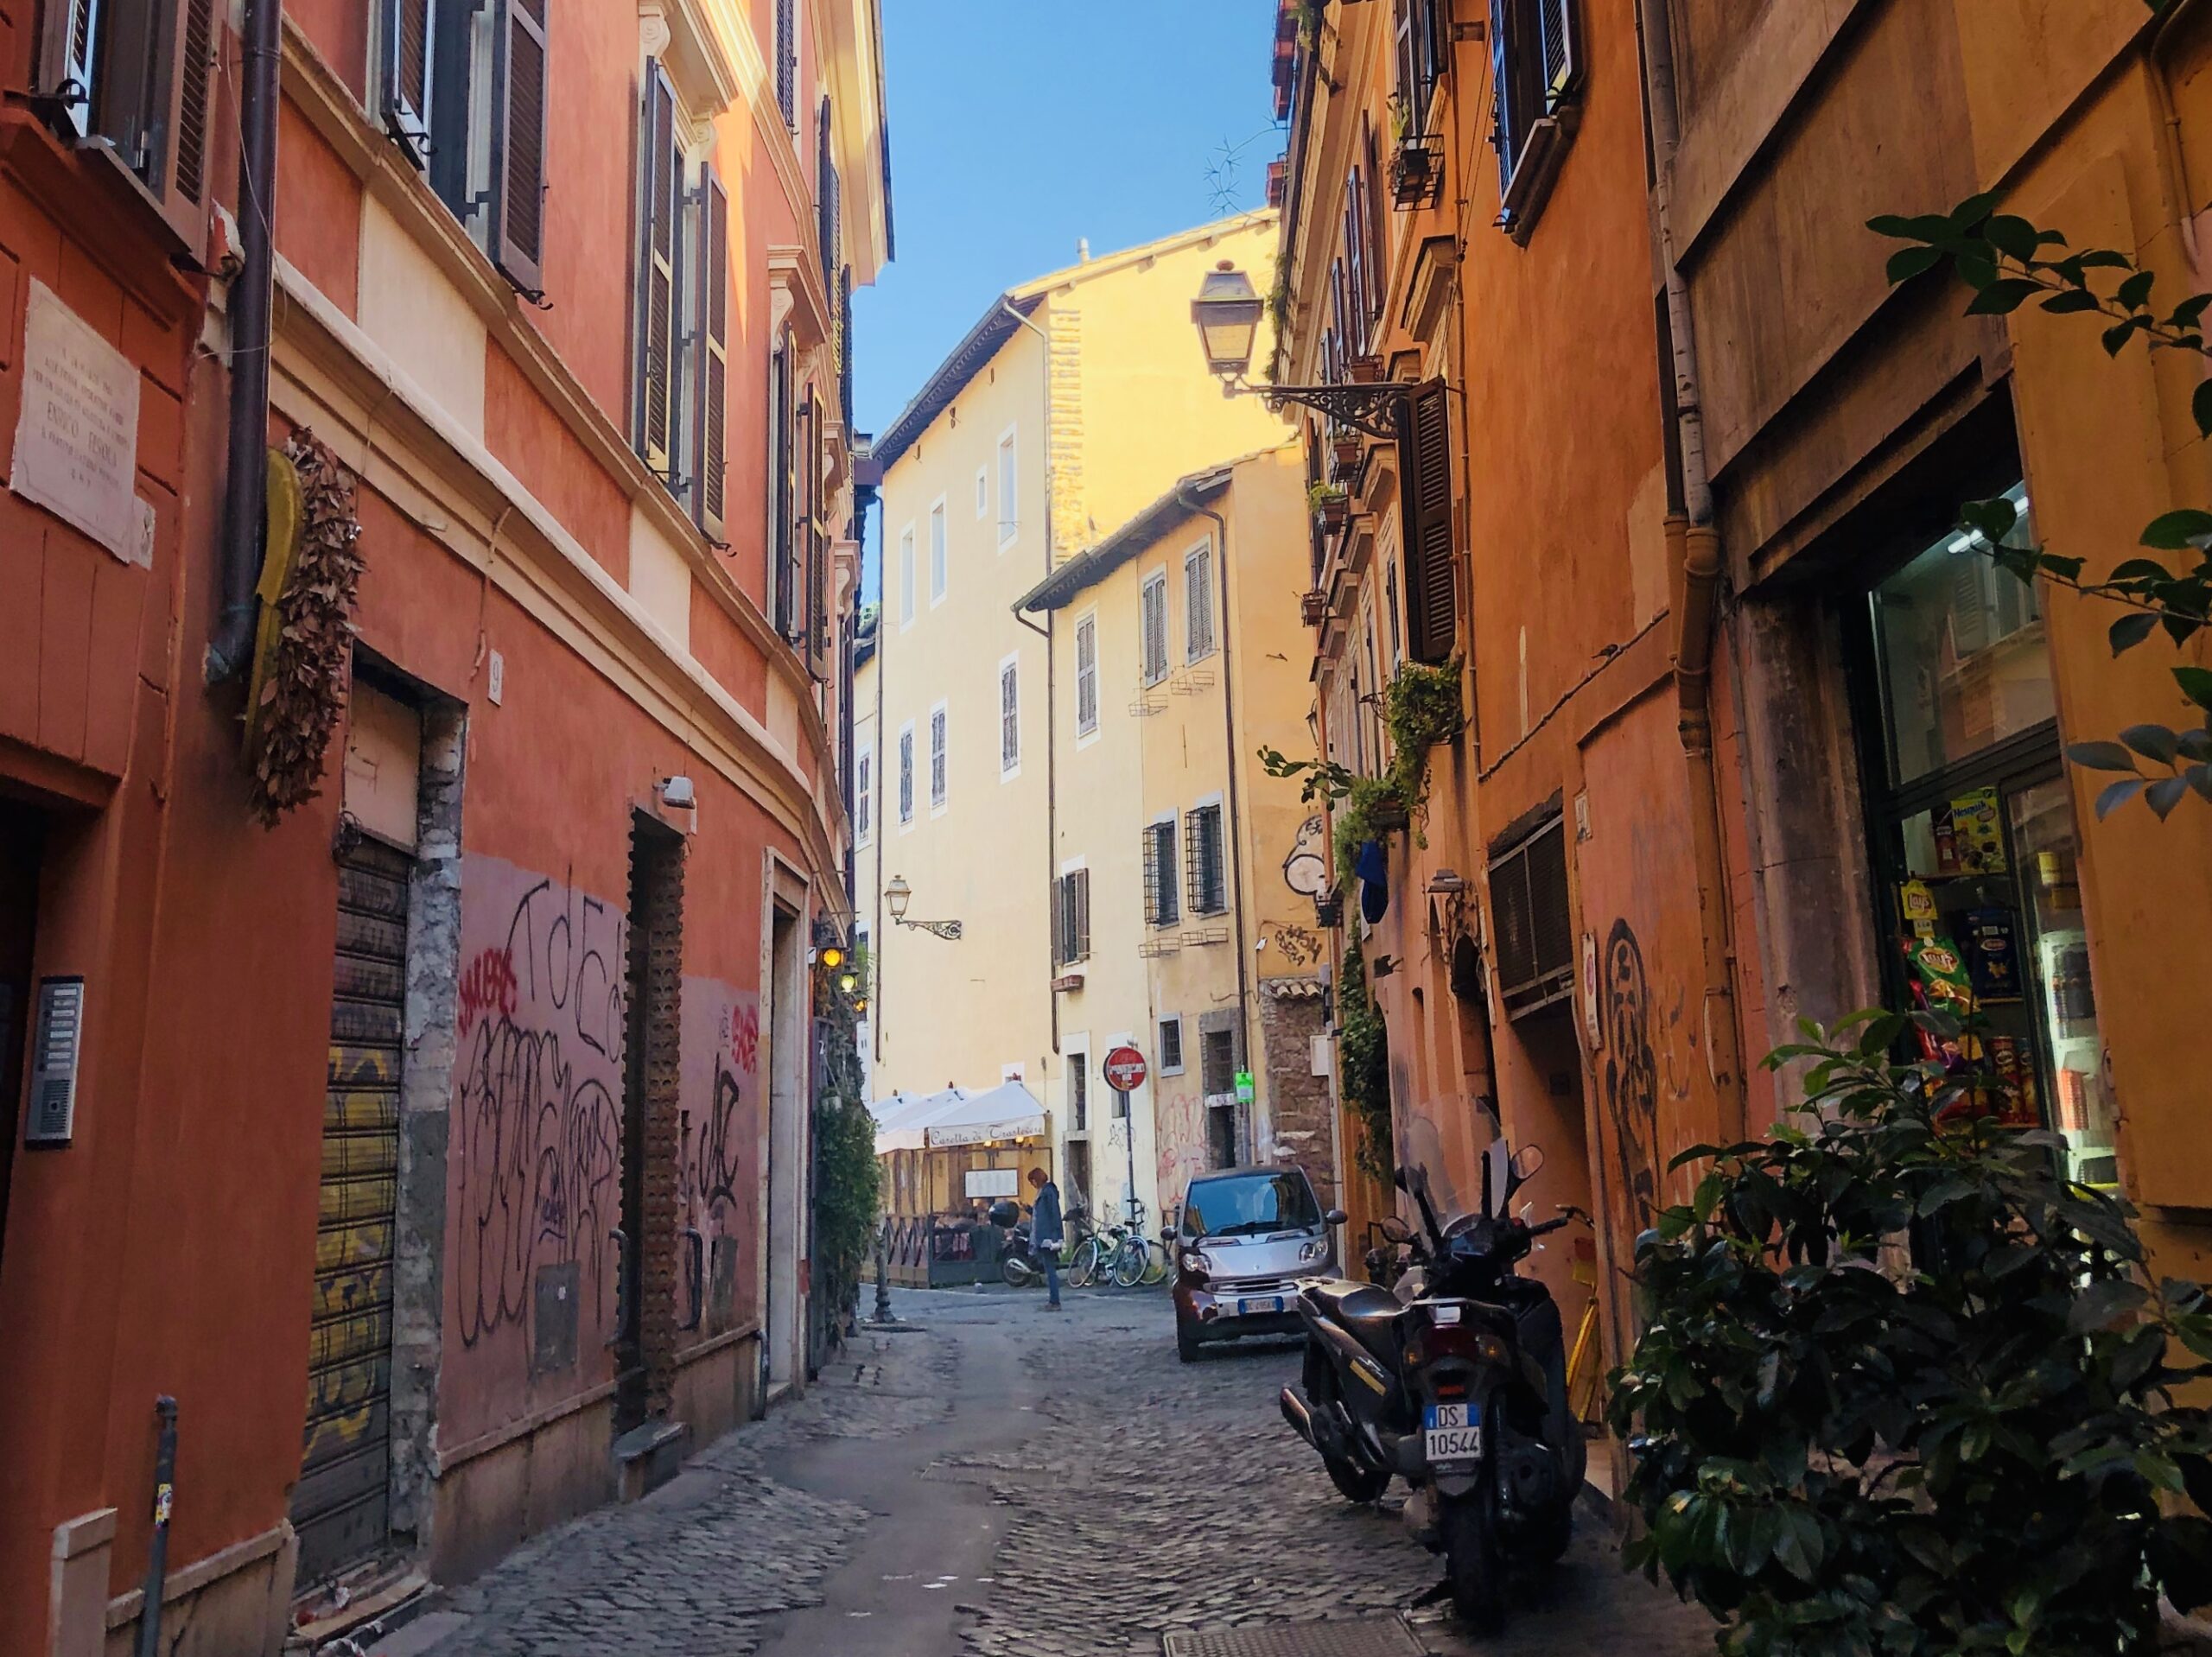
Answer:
top-left (884, 874), bottom-right (963, 941)
top-left (1191, 262), bottom-right (1418, 439)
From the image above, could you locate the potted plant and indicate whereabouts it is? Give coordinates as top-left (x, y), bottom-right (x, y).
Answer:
top-left (1390, 136), bottom-right (1440, 209)
top-left (1309, 479), bottom-right (1348, 531)
top-left (1300, 589), bottom-right (1328, 626)
top-left (1332, 433), bottom-right (1363, 480)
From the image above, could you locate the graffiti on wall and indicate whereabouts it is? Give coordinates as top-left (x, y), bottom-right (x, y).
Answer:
top-left (1154, 1087), bottom-right (1208, 1209)
top-left (1599, 919), bottom-right (1661, 1233)
top-left (1282, 814), bottom-right (1329, 897)
top-left (1259, 920), bottom-right (1324, 969)
top-left (453, 857), bottom-right (626, 1356)
top-left (677, 978), bottom-right (760, 1334)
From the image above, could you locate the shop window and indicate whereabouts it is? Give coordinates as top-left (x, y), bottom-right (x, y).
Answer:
top-left (1859, 483), bottom-right (2112, 1186)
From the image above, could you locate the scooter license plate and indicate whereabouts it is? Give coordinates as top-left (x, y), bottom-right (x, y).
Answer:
top-left (1423, 1402), bottom-right (1483, 1465)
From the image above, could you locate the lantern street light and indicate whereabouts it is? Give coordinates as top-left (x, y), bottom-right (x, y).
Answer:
top-left (1190, 260), bottom-right (1417, 440)
top-left (883, 874), bottom-right (963, 941)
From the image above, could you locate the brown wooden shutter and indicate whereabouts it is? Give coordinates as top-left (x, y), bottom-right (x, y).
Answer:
top-left (1363, 118), bottom-right (1386, 318)
top-left (381, 0), bottom-right (434, 157)
top-left (172, 0), bottom-right (218, 202)
top-left (636, 67), bottom-right (678, 473)
top-left (807, 389), bottom-right (827, 664)
top-left (771, 339), bottom-right (794, 634)
top-left (693, 168), bottom-right (729, 536)
top-left (775, 0), bottom-right (796, 125)
top-left (1397, 379), bottom-right (1457, 663)
top-left (493, 0), bottom-right (549, 295)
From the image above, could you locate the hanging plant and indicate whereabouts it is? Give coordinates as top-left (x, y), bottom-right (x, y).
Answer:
top-left (1338, 939), bottom-right (1393, 1181)
top-left (1381, 656), bottom-right (1464, 827)
top-left (246, 431), bottom-right (364, 828)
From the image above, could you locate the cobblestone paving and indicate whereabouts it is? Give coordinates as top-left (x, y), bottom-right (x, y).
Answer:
top-left (398, 1286), bottom-right (1717, 1657)
top-left (415, 1327), bottom-right (956, 1657)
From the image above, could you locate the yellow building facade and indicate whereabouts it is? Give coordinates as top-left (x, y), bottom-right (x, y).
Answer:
top-left (860, 213), bottom-right (1297, 1226)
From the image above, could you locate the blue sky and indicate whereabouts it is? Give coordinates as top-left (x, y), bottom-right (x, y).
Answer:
top-left (852, 0), bottom-right (1285, 451)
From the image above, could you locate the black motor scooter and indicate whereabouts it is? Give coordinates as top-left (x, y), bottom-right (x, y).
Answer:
top-left (1279, 1140), bottom-right (1586, 1628)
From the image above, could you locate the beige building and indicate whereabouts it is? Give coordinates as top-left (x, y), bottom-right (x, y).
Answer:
top-left (1010, 446), bottom-right (1338, 1223)
top-left (859, 213), bottom-right (1295, 1225)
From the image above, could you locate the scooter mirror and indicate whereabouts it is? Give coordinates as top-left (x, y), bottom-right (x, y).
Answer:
top-left (1510, 1144), bottom-right (1546, 1184)
top-left (1377, 1215), bottom-right (1414, 1243)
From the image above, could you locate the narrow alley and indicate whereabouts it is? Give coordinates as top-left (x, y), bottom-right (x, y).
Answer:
top-left (373, 1288), bottom-right (1711, 1657)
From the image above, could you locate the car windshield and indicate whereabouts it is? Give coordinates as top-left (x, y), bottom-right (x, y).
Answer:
top-left (1183, 1171), bottom-right (1320, 1238)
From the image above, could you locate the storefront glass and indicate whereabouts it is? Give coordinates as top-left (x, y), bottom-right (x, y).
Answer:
top-left (1861, 482), bottom-right (2112, 1186)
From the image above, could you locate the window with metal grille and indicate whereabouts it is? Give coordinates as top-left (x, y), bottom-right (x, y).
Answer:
top-left (855, 748), bottom-right (872, 844)
top-left (897, 726), bottom-right (914, 824)
top-left (930, 706), bottom-right (948, 810)
top-left (1076, 615), bottom-right (1099, 734)
top-left (1201, 1028), bottom-right (1237, 1098)
top-left (1056, 871), bottom-right (1090, 965)
top-left (1488, 813), bottom-right (1573, 1018)
top-left (1068, 1057), bottom-right (1089, 1131)
top-left (1185, 805), bottom-right (1226, 915)
top-left (1158, 1017), bottom-right (1185, 1076)
top-left (1141, 574), bottom-right (1168, 685)
top-left (1144, 820), bottom-right (1179, 928)
top-left (1185, 543), bottom-right (1215, 661)
top-left (1000, 660), bottom-right (1020, 775)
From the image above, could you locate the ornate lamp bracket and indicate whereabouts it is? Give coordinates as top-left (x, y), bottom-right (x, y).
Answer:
top-left (895, 917), bottom-right (964, 942)
top-left (1244, 378), bottom-right (1414, 440)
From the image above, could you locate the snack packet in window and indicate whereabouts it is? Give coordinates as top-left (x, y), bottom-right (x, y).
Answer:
top-left (1902, 934), bottom-right (1974, 1070)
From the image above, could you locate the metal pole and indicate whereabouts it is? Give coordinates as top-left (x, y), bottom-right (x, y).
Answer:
top-left (135, 1396), bottom-right (177, 1657)
top-left (874, 1221), bottom-right (893, 1323)
top-left (1117, 1086), bottom-right (1134, 1223)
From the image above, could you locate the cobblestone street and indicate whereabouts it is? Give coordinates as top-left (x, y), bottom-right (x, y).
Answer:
top-left (376, 1288), bottom-right (1714, 1657)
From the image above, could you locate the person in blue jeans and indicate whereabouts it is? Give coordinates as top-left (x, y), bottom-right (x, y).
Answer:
top-left (1027, 1167), bottom-right (1064, 1311)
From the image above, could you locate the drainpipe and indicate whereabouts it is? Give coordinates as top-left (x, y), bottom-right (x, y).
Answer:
top-left (1179, 486), bottom-right (1257, 1158)
top-left (1002, 298), bottom-right (1060, 1061)
top-left (1637, 0), bottom-right (1745, 1138)
top-left (207, 0), bottom-right (284, 683)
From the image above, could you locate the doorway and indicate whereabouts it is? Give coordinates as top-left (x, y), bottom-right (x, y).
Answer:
top-left (763, 897), bottom-right (804, 1394)
top-left (0, 802), bottom-right (45, 1284)
top-left (617, 813), bottom-right (686, 1436)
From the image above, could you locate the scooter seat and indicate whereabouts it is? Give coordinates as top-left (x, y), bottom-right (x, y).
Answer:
top-left (1304, 1280), bottom-right (1404, 1353)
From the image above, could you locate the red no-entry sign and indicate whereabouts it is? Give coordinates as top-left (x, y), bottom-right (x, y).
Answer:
top-left (1102, 1045), bottom-right (1147, 1093)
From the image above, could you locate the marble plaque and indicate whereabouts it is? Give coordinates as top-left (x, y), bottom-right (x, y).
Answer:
top-left (10, 279), bottom-right (142, 563)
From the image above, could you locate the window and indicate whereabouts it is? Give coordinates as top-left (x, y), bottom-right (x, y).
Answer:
top-left (1067, 1057), bottom-right (1090, 1131)
top-left (929, 704), bottom-right (949, 812)
top-left (1141, 573), bottom-right (1169, 685)
top-left (1185, 804), bottom-right (1226, 915)
top-left (999, 657), bottom-right (1020, 776)
top-left (1201, 1028), bottom-right (1237, 1098)
top-left (1075, 614), bottom-right (1100, 736)
top-left (1158, 1016), bottom-right (1185, 1076)
top-left (1397, 381), bottom-right (1457, 663)
top-left (976, 467), bottom-right (988, 519)
top-left (855, 746), bottom-right (873, 845)
top-left (38, 0), bottom-right (218, 244)
top-left (1491, 0), bottom-right (1585, 231)
top-left (774, 0), bottom-right (796, 127)
top-left (1394, 0), bottom-right (1446, 133)
top-left (1488, 814), bottom-right (1573, 1019)
top-left (1185, 542), bottom-right (1215, 661)
top-left (998, 432), bottom-right (1019, 548)
top-left (930, 501), bottom-right (949, 603)
top-left (898, 526), bottom-right (916, 626)
top-left (897, 724), bottom-right (914, 825)
top-left (489, 0), bottom-right (550, 292)
top-left (636, 67), bottom-right (688, 486)
top-left (692, 166), bottom-right (732, 537)
top-left (1144, 819), bottom-right (1179, 928)
top-left (1055, 870), bottom-right (1091, 965)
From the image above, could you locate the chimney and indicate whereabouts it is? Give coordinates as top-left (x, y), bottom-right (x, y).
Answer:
top-left (1077, 238), bottom-right (1090, 262)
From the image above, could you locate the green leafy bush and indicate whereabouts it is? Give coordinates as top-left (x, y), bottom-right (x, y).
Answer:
top-left (1338, 939), bottom-right (1392, 1180)
top-left (1610, 1012), bottom-right (2212, 1656)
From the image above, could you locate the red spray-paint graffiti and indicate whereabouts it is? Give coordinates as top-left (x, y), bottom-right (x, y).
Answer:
top-left (458, 946), bottom-right (518, 1038)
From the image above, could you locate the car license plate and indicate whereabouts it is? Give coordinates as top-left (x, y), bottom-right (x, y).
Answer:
top-left (1235, 1295), bottom-right (1285, 1317)
top-left (1423, 1401), bottom-right (1483, 1464)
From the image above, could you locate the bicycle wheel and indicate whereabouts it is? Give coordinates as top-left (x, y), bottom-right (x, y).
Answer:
top-left (1111, 1236), bottom-right (1147, 1289)
top-left (1140, 1239), bottom-right (1170, 1287)
top-left (1066, 1237), bottom-right (1101, 1289)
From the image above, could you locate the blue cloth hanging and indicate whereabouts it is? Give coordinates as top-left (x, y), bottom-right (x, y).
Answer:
top-left (1355, 839), bottom-right (1389, 924)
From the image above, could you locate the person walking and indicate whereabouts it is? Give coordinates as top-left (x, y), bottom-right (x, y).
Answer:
top-left (1027, 1166), bottom-right (1064, 1311)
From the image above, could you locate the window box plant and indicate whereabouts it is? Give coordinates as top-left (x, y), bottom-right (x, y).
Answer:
top-left (1331, 433), bottom-right (1363, 483)
top-left (1390, 134), bottom-right (1442, 210)
top-left (1309, 479), bottom-right (1348, 531)
top-left (1300, 589), bottom-right (1328, 626)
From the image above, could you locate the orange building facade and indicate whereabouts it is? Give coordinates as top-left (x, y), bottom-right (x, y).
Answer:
top-left (0, 1), bottom-right (887, 1652)
top-left (1269, 0), bottom-right (2212, 1481)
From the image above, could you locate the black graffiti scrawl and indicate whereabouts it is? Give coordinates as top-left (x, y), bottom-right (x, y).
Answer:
top-left (453, 856), bottom-right (627, 1358)
top-left (1601, 919), bottom-right (1661, 1234)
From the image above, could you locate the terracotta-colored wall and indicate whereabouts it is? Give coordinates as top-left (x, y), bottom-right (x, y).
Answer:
top-left (483, 344), bottom-right (634, 586)
top-left (275, 101), bottom-right (363, 319)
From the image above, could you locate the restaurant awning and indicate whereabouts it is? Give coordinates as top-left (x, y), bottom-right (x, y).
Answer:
top-left (871, 1081), bottom-right (1046, 1153)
